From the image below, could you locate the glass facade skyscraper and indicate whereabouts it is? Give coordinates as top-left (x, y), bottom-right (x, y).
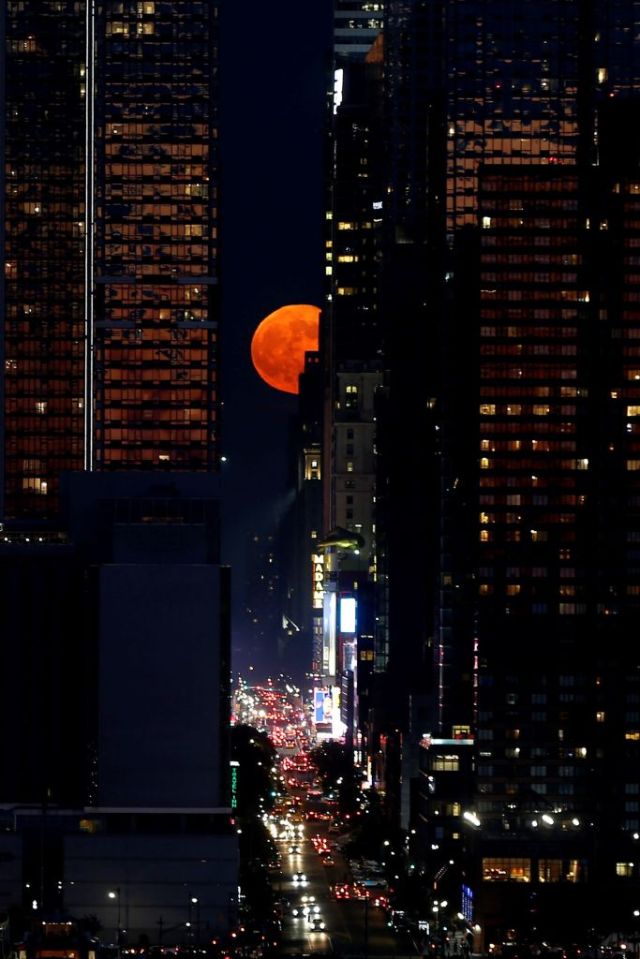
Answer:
top-left (373, 0), bottom-right (640, 942)
top-left (1, 0), bottom-right (220, 522)
top-left (3, 3), bottom-right (87, 520)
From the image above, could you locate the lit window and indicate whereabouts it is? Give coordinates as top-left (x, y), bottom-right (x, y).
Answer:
top-left (482, 858), bottom-right (531, 882)
top-left (431, 755), bottom-right (460, 772)
top-left (559, 603), bottom-right (576, 614)
top-left (479, 404), bottom-right (496, 415)
top-left (538, 860), bottom-right (580, 883)
top-left (21, 477), bottom-right (48, 495)
top-left (596, 711), bottom-right (606, 722)
top-left (615, 862), bottom-right (634, 877)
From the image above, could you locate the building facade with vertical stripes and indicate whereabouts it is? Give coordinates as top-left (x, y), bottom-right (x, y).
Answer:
top-left (1, 0), bottom-right (220, 523)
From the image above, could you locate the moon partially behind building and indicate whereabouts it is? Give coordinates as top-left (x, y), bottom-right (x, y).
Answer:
top-left (251, 304), bottom-right (321, 394)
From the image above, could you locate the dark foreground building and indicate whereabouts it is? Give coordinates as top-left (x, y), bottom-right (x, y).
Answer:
top-left (319, 0), bottom-right (640, 948)
top-left (0, 1), bottom-right (234, 940)
top-left (0, 473), bottom-right (237, 941)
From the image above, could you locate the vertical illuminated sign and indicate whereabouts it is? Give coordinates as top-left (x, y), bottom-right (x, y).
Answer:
top-left (461, 884), bottom-right (473, 922)
top-left (312, 553), bottom-right (324, 610)
top-left (323, 590), bottom-right (337, 674)
top-left (230, 760), bottom-right (239, 810)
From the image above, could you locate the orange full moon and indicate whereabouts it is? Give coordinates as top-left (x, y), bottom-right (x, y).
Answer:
top-left (251, 303), bottom-right (321, 394)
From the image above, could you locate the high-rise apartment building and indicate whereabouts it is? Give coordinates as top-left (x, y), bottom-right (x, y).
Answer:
top-left (333, 0), bottom-right (383, 63)
top-left (334, 0), bottom-right (640, 943)
top-left (2, 0), bottom-right (220, 521)
top-left (319, 3), bottom-right (384, 752)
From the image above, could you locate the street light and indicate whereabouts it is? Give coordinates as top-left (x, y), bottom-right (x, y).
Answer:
top-left (432, 899), bottom-right (449, 957)
top-left (107, 889), bottom-right (121, 957)
top-left (190, 897), bottom-right (200, 945)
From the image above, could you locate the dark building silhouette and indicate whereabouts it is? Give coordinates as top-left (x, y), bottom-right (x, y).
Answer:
top-left (318, 0), bottom-right (640, 945)
top-left (0, 474), bottom-right (236, 939)
top-left (383, 0), bottom-right (640, 946)
top-left (0, 1), bottom-right (234, 942)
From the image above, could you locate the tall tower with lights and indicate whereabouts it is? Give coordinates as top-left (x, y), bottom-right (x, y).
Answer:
top-left (0, 2), bottom-right (235, 939)
top-left (379, 0), bottom-right (640, 945)
top-left (1, 0), bottom-right (220, 522)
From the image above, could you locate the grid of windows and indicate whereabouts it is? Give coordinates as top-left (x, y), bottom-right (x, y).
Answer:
top-left (3, 2), bottom-right (220, 519)
top-left (4, 2), bottom-right (87, 517)
top-left (92, 1), bottom-right (219, 470)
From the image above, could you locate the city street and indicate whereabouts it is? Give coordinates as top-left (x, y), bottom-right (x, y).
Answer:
top-left (272, 781), bottom-right (418, 957)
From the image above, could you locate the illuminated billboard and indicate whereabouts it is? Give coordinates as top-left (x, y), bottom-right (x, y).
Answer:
top-left (314, 687), bottom-right (334, 725)
top-left (339, 596), bottom-right (356, 634)
top-left (323, 589), bottom-right (337, 674)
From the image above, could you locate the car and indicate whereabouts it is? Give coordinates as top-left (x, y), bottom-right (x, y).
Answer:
top-left (321, 856), bottom-right (335, 866)
top-left (308, 917), bottom-right (326, 932)
top-left (292, 871), bottom-right (307, 883)
top-left (288, 845), bottom-right (301, 854)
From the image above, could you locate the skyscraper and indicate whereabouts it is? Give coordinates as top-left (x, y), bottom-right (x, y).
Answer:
top-left (0, 3), bottom-right (235, 938)
top-left (322, 0), bottom-right (640, 942)
top-left (392, 0), bottom-right (640, 943)
top-left (318, 0), bottom-right (384, 754)
top-left (2, 0), bottom-right (220, 522)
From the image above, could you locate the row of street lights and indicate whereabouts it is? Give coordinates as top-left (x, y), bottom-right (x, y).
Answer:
top-left (106, 889), bottom-right (201, 950)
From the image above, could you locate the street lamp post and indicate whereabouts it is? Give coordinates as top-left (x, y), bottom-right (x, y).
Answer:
top-left (432, 899), bottom-right (448, 957)
top-left (107, 889), bottom-right (121, 957)
top-left (191, 897), bottom-right (200, 945)
top-left (363, 893), bottom-right (369, 959)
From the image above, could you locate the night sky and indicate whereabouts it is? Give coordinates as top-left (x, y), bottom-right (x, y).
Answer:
top-left (218, 2), bottom-right (331, 659)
